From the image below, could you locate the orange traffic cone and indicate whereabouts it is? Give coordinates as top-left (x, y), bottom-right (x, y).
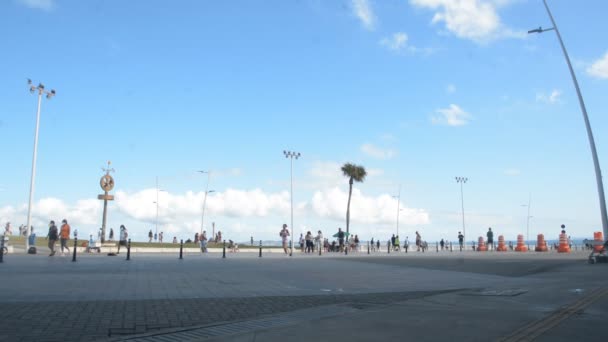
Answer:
top-left (593, 232), bottom-right (603, 253)
top-left (477, 237), bottom-right (487, 252)
top-left (515, 234), bottom-right (528, 252)
top-left (557, 233), bottom-right (570, 253)
top-left (496, 235), bottom-right (507, 252)
top-left (535, 234), bottom-right (548, 252)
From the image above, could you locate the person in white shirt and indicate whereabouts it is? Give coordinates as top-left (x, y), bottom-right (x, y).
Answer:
top-left (315, 230), bottom-right (323, 255)
top-left (279, 224), bottom-right (290, 254)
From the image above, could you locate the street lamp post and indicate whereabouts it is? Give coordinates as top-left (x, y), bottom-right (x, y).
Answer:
top-left (153, 177), bottom-right (167, 239)
top-left (25, 79), bottom-right (56, 251)
top-left (455, 177), bottom-right (468, 243)
top-left (521, 193), bottom-right (532, 245)
top-left (529, 0), bottom-right (608, 239)
top-left (283, 150), bottom-right (301, 257)
top-left (392, 185), bottom-right (401, 237)
top-left (197, 171), bottom-right (214, 236)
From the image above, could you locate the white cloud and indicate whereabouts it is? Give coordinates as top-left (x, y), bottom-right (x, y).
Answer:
top-left (587, 52), bottom-right (608, 79)
top-left (536, 89), bottom-right (561, 104)
top-left (311, 187), bottom-right (429, 226)
top-left (446, 84), bottom-right (456, 94)
top-left (380, 32), bottom-right (409, 51)
top-left (410, 0), bottom-right (523, 43)
top-left (504, 168), bottom-right (521, 176)
top-left (16, 0), bottom-right (54, 11)
top-left (115, 188), bottom-right (291, 223)
top-left (351, 0), bottom-right (376, 30)
top-left (379, 32), bottom-right (436, 55)
top-left (360, 143), bottom-right (397, 160)
top-left (431, 104), bottom-right (471, 126)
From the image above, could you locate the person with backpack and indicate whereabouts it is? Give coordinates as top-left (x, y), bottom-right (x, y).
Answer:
top-left (47, 220), bottom-right (58, 256)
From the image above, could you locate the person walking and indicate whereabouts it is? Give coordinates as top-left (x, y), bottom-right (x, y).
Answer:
top-left (280, 224), bottom-right (290, 254)
top-left (200, 230), bottom-right (208, 253)
top-left (487, 227), bottom-right (494, 251)
top-left (59, 219), bottom-right (71, 254)
top-left (376, 239), bottom-right (380, 251)
top-left (117, 225), bottom-right (128, 254)
top-left (370, 237), bottom-right (375, 252)
top-left (404, 236), bottom-right (410, 252)
top-left (148, 229), bottom-right (153, 243)
top-left (47, 220), bottom-right (58, 256)
top-left (391, 234), bottom-right (396, 250)
top-left (109, 228), bottom-right (114, 241)
top-left (440, 238), bottom-right (445, 250)
top-left (415, 231), bottom-right (422, 252)
top-left (159, 231), bottom-right (164, 243)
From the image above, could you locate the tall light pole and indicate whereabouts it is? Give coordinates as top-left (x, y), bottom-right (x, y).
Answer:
top-left (25, 79), bottom-right (55, 251)
top-left (529, 0), bottom-right (608, 239)
top-left (455, 177), bottom-right (468, 243)
top-left (284, 150), bottom-right (301, 257)
top-left (392, 185), bottom-right (401, 237)
top-left (153, 177), bottom-right (167, 239)
top-left (521, 193), bottom-right (532, 244)
top-left (197, 171), bottom-right (214, 235)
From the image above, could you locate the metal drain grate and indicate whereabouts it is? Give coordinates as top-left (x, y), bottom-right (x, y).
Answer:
top-left (116, 304), bottom-right (359, 342)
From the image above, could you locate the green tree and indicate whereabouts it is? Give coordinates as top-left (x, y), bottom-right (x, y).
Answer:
top-left (341, 163), bottom-right (367, 236)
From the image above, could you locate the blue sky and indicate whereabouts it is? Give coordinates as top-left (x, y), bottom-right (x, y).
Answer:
top-left (1, 0), bottom-right (607, 243)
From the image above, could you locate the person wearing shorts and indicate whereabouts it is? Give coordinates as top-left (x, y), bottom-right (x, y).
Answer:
top-left (280, 224), bottom-right (290, 254)
top-left (117, 225), bottom-right (128, 254)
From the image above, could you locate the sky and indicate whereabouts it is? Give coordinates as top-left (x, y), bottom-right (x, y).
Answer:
top-left (1, 0), bottom-right (608, 243)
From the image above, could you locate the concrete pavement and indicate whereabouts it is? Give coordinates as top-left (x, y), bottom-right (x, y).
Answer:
top-left (0, 249), bottom-right (605, 341)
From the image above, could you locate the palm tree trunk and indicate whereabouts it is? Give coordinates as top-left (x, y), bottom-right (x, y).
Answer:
top-left (346, 177), bottom-right (353, 236)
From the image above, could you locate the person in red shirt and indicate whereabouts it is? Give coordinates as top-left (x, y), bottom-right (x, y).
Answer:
top-left (59, 219), bottom-right (71, 254)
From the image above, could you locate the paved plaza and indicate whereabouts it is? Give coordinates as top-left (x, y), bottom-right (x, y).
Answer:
top-left (0, 249), bottom-right (606, 341)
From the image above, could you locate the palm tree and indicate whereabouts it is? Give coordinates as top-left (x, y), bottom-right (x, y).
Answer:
top-left (341, 163), bottom-right (367, 236)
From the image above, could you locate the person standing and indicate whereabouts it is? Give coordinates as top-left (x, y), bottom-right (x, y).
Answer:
top-left (109, 228), bottom-right (114, 241)
top-left (47, 220), bottom-right (58, 256)
top-left (305, 231), bottom-right (313, 253)
top-left (200, 230), bottom-right (208, 253)
top-left (159, 231), bottom-right (164, 243)
top-left (487, 227), bottom-right (494, 251)
top-left (315, 230), bottom-right (323, 255)
top-left (194, 232), bottom-right (199, 244)
top-left (117, 225), bottom-right (128, 254)
top-left (404, 236), bottom-right (410, 252)
top-left (376, 239), bottom-right (380, 251)
top-left (415, 231), bottom-right (422, 252)
top-left (458, 231), bottom-right (464, 250)
top-left (148, 229), bottom-right (153, 243)
top-left (59, 219), bottom-right (71, 254)
top-left (370, 237), bottom-right (375, 252)
top-left (440, 238), bottom-right (445, 250)
top-left (280, 224), bottom-right (290, 254)
top-left (337, 228), bottom-right (345, 252)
